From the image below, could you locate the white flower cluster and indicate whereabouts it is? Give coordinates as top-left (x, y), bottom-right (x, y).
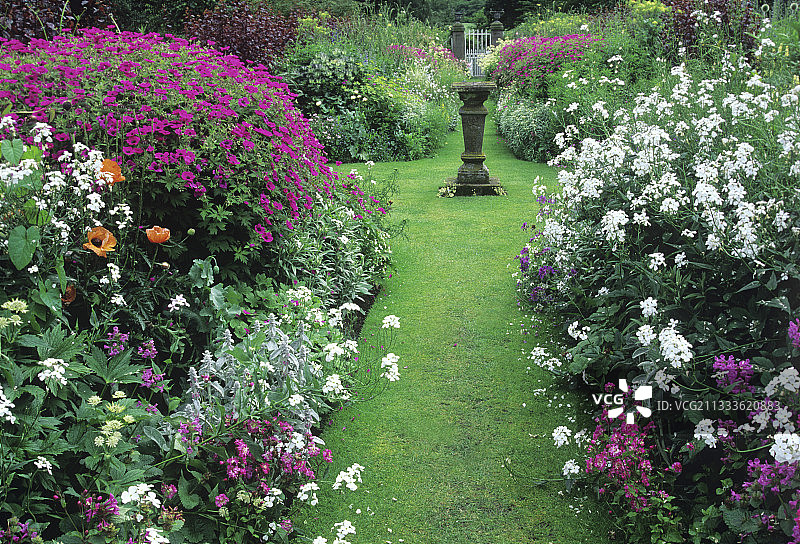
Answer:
top-left (694, 419), bottom-right (717, 448)
top-left (540, 60), bottom-right (799, 300)
top-left (636, 324), bottom-right (656, 346)
top-left (658, 323), bottom-right (693, 368)
top-left (562, 458), bottom-right (581, 477)
top-left (298, 482), bottom-right (320, 505)
top-left (640, 297), bottom-right (658, 318)
top-left (324, 342), bottom-right (345, 362)
top-left (599, 209), bottom-right (629, 245)
top-left (339, 302), bottom-right (361, 313)
top-left (381, 314), bottom-right (400, 329)
top-left (322, 374), bottom-right (350, 400)
top-left (553, 425), bottom-right (572, 448)
top-left (567, 321), bottom-right (590, 341)
top-left (654, 368), bottom-right (680, 395)
top-left (120, 483), bottom-right (161, 509)
top-left (331, 519), bottom-right (357, 544)
top-left (38, 358), bottom-right (68, 386)
top-left (99, 262), bottom-right (121, 285)
top-left (381, 353), bottom-right (400, 382)
top-left (0, 385), bottom-right (16, 424)
top-left (34, 456), bottom-right (53, 475)
top-left (167, 294), bottom-right (189, 312)
top-left (765, 367), bottom-right (800, 397)
top-left (527, 346), bottom-right (563, 373)
top-left (770, 433), bottom-right (800, 464)
top-left (287, 286), bottom-right (314, 306)
top-left (332, 463), bottom-right (364, 491)
top-left (144, 527), bottom-right (169, 544)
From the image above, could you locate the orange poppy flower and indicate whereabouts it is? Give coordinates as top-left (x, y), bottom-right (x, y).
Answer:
top-left (61, 284), bottom-right (76, 305)
top-left (146, 226), bottom-right (170, 244)
top-left (83, 226), bottom-right (117, 257)
top-left (99, 159), bottom-right (125, 186)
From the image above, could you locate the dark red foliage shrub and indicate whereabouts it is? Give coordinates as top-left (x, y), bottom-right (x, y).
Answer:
top-left (660, 0), bottom-right (761, 59)
top-left (0, 0), bottom-right (113, 42)
top-left (184, 0), bottom-right (300, 70)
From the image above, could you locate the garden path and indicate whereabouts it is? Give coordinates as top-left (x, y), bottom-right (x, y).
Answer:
top-left (295, 110), bottom-right (610, 543)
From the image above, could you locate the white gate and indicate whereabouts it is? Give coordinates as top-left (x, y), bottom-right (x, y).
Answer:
top-left (465, 29), bottom-right (492, 77)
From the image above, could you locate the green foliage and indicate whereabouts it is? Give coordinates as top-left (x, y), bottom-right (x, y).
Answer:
top-left (278, 9), bottom-right (465, 161)
top-left (496, 90), bottom-right (560, 162)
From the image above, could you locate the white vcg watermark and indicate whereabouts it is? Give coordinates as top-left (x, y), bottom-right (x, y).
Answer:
top-left (592, 379), bottom-right (653, 424)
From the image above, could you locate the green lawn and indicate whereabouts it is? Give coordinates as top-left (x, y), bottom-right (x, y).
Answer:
top-left (293, 108), bottom-right (611, 544)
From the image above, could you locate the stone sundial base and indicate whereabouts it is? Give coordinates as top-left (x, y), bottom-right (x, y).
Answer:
top-left (446, 81), bottom-right (504, 197)
top-left (440, 177), bottom-right (505, 197)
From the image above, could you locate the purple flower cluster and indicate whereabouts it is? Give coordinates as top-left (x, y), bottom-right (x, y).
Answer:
top-left (0, 520), bottom-right (39, 544)
top-left (712, 354), bottom-right (755, 393)
top-left (0, 28), bottom-right (351, 249)
top-left (178, 417), bottom-right (202, 455)
top-left (789, 318), bottom-right (800, 349)
top-left (137, 338), bottom-right (158, 360)
top-left (207, 416), bottom-right (334, 517)
top-left (78, 491), bottom-right (119, 531)
top-left (103, 326), bottom-right (129, 357)
top-left (141, 367), bottom-right (165, 392)
top-left (585, 406), bottom-right (661, 512)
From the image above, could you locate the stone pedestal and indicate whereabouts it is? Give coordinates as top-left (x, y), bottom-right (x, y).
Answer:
top-left (447, 81), bottom-right (502, 196)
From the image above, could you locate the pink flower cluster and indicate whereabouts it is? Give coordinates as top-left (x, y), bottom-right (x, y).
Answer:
top-left (490, 34), bottom-right (601, 90)
top-left (585, 407), bottom-right (659, 511)
top-left (216, 417), bottom-right (333, 499)
top-left (789, 318), bottom-right (800, 349)
top-left (0, 28), bottom-right (347, 245)
top-left (78, 491), bottom-right (119, 531)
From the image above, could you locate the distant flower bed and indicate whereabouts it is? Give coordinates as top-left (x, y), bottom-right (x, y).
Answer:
top-left (482, 34), bottom-right (601, 95)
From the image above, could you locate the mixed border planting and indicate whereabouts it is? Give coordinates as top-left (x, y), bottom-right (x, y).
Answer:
top-left (0, 14), bottom-right (415, 544)
top-left (501, 2), bottom-right (800, 542)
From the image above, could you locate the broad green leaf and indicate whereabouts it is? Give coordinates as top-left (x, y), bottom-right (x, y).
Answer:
top-left (178, 474), bottom-right (201, 509)
top-left (8, 225), bottom-right (40, 269)
top-left (142, 426), bottom-right (168, 452)
top-left (1, 138), bottom-right (24, 165)
top-left (34, 278), bottom-right (62, 318)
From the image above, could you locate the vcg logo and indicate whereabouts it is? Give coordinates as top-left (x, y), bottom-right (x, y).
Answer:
top-left (592, 379), bottom-right (652, 424)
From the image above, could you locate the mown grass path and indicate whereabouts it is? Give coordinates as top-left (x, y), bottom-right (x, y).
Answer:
top-left (295, 110), bottom-right (610, 544)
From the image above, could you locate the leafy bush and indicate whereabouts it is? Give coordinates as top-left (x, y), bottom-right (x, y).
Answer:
top-left (0, 0), bottom-right (114, 41)
top-left (517, 55), bottom-right (800, 541)
top-left (496, 90), bottom-right (560, 162)
top-left (660, 0), bottom-right (762, 61)
top-left (183, 0), bottom-right (299, 70)
top-left (0, 28), bottom-right (342, 281)
top-left (277, 9), bottom-right (464, 162)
